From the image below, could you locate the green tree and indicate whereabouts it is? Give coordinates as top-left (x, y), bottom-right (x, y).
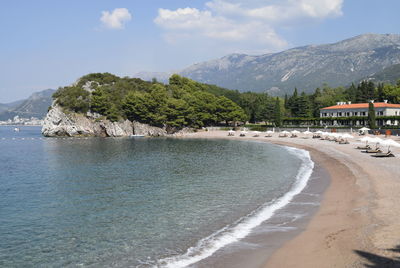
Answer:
top-left (216, 96), bottom-right (248, 126)
top-left (297, 92), bottom-right (311, 118)
top-left (274, 97), bottom-right (282, 127)
top-left (368, 102), bottom-right (377, 129)
top-left (53, 86), bottom-right (90, 113)
top-left (287, 88), bottom-right (299, 116)
top-left (376, 83), bottom-right (385, 102)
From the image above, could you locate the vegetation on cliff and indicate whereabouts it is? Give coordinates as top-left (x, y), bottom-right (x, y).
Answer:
top-left (53, 72), bottom-right (400, 128)
top-left (53, 73), bottom-right (248, 129)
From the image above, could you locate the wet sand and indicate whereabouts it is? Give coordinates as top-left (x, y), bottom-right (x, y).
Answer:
top-left (181, 130), bottom-right (400, 267)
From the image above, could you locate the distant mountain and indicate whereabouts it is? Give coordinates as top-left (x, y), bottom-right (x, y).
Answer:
top-left (0, 89), bottom-right (55, 120)
top-left (0, 99), bottom-right (24, 113)
top-left (365, 63), bottom-right (400, 84)
top-left (137, 34), bottom-right (400, 95)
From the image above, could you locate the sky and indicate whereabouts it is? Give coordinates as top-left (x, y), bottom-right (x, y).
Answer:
top-left (0, 0), bottom-right (399, 103)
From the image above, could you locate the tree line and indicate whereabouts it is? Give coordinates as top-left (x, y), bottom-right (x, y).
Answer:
top-left (53, 73), bottom-right (248, 131)
top-left (53, 72), bottom-right (400, 129)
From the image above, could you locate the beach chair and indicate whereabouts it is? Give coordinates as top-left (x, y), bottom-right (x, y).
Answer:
top-left (362, 148), bottom-right (382, 153)
top-left (356, 144), bottom-right (371, 150)
top-left (371, 151), bottom-right (395, 157)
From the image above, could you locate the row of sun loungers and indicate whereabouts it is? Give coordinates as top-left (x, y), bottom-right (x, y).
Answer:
top-left (229, 130), bottom-right (397, 158)
top-left (355, 144), bottom-right (395, 157)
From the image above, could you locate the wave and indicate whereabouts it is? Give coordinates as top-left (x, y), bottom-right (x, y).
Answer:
top-left (155, 146), bottom-right (315, 268)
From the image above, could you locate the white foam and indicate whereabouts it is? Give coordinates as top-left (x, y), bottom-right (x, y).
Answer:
top-left (156, 146), bottom-right (314, 268)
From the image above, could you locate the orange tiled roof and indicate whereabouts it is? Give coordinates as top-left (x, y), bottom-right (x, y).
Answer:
top-left (321, 102), bottom-right (400, 110)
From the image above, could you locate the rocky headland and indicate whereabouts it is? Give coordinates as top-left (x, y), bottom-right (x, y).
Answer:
top-left (42, 103), bottom-right (169, 137)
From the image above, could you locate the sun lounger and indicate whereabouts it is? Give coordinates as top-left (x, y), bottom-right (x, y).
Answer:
top-left (362, 149), bottom-right (382, 153)
top-left (339, 140), bottom-right (349, 144)
top-left (371, 151), bottom-right (395, 157)
top-left (356, 145), bottom-right (371, 150)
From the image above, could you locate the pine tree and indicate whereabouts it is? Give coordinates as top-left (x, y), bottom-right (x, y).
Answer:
top-left (288, 88), bottom-right (299, 116)
top-left (297, 92), bottom-right (311, 118)
top-left (274, 97), bottom-right (282, 127)
top-left (284, 94), bottom-right (288, 109)
top-left (377, 83), bottom-right (385, 102)
top-left (311, 88), bottom-right (322, 117)
top-left (368, 102), bottom-right (376, 129)
top-left (366, 81), bottom-right (376, 101)
top-left (346, 83), bottom-right (357, 102)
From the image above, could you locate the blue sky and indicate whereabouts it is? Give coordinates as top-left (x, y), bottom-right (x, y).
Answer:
top-left (0, 0), bottom-right (399, 102)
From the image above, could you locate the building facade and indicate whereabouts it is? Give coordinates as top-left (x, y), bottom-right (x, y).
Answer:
top-left (320, 101), bottom-right (400, 127)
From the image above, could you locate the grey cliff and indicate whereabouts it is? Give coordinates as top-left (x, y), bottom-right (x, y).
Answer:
top-left (41, 103), bottom-right (168, 137)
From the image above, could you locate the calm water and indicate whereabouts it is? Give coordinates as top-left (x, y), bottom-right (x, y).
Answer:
top-left (0, 126), bottom-right (308, 267)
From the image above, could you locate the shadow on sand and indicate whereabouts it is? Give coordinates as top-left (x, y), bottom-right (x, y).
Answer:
top-left (354, 245), bottom-right (400, 267)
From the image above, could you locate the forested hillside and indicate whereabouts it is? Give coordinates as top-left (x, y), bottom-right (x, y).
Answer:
top-left (53, 73), bottom-right (248, 129)
top-left (52, 73), bottom-right (400, 129)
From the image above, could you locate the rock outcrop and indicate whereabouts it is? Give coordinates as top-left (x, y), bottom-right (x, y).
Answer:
top-left (41, 103), bottom-right (167, 137)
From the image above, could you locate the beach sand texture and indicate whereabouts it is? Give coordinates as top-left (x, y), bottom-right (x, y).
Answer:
top-left (182, 130), bottom-right (400, 267)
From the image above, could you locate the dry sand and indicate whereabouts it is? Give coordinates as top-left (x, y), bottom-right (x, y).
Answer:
top-left (181, 130), bottom-right (400, 267)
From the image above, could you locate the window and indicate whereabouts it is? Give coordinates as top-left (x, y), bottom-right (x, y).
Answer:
top-left (354, 112), bottom-right (358, 116)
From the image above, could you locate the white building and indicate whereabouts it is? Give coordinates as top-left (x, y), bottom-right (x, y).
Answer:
top-left (320, 101), bottom-right (400, 126)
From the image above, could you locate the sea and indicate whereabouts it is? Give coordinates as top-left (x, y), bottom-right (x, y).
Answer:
top-left (0, 126), bottom-right (318, 267)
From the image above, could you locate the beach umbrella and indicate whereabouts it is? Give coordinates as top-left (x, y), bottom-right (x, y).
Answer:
top-left (303, 130), bottom-right (313, 135)
top-left (369, 137), bottom-right (383, 144)
top-left (315, 130), bottom-right (323, 134)
top-left (281, 130), bottom-right (290, 134)
top-left (266, 130), bottom-right (274, 134)
top-left (381, 139), bottom-right (400, 151)
top-left (359, 127), bottom-right (370, 134)
top-left (359, 136), bottom-right (373, 143)
top-left (342, 134), bottom-right (354, 139)
top-left (291, 130), bottom-right (300, 134)
top-left (359, 127), bottom-right (370, 131)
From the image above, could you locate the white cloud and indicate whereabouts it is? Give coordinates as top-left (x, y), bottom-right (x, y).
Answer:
top-left (101, 8), bottom-right (132, 30)
top-left (155, 7), bottom-right (287, 50)
top-left (207, 0), bottom-right (343, 21)
top-left (154, 0), bottom-right (344, 53)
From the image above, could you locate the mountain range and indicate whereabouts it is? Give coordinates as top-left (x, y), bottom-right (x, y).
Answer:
top-left (137, 34), bottom-right (400, 95)
top-left (0, 89), bottom-right (55, 121)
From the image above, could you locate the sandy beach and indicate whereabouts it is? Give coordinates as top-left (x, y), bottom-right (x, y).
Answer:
top-left (181, 130), bottom-right (400, 267)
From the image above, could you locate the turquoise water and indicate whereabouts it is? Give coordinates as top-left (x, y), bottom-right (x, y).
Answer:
top-left (0, 126), bottom-right (307, 267)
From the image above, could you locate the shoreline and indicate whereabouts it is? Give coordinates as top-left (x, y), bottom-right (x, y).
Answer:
top-left (180, 130), bottom-right (400, 267)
